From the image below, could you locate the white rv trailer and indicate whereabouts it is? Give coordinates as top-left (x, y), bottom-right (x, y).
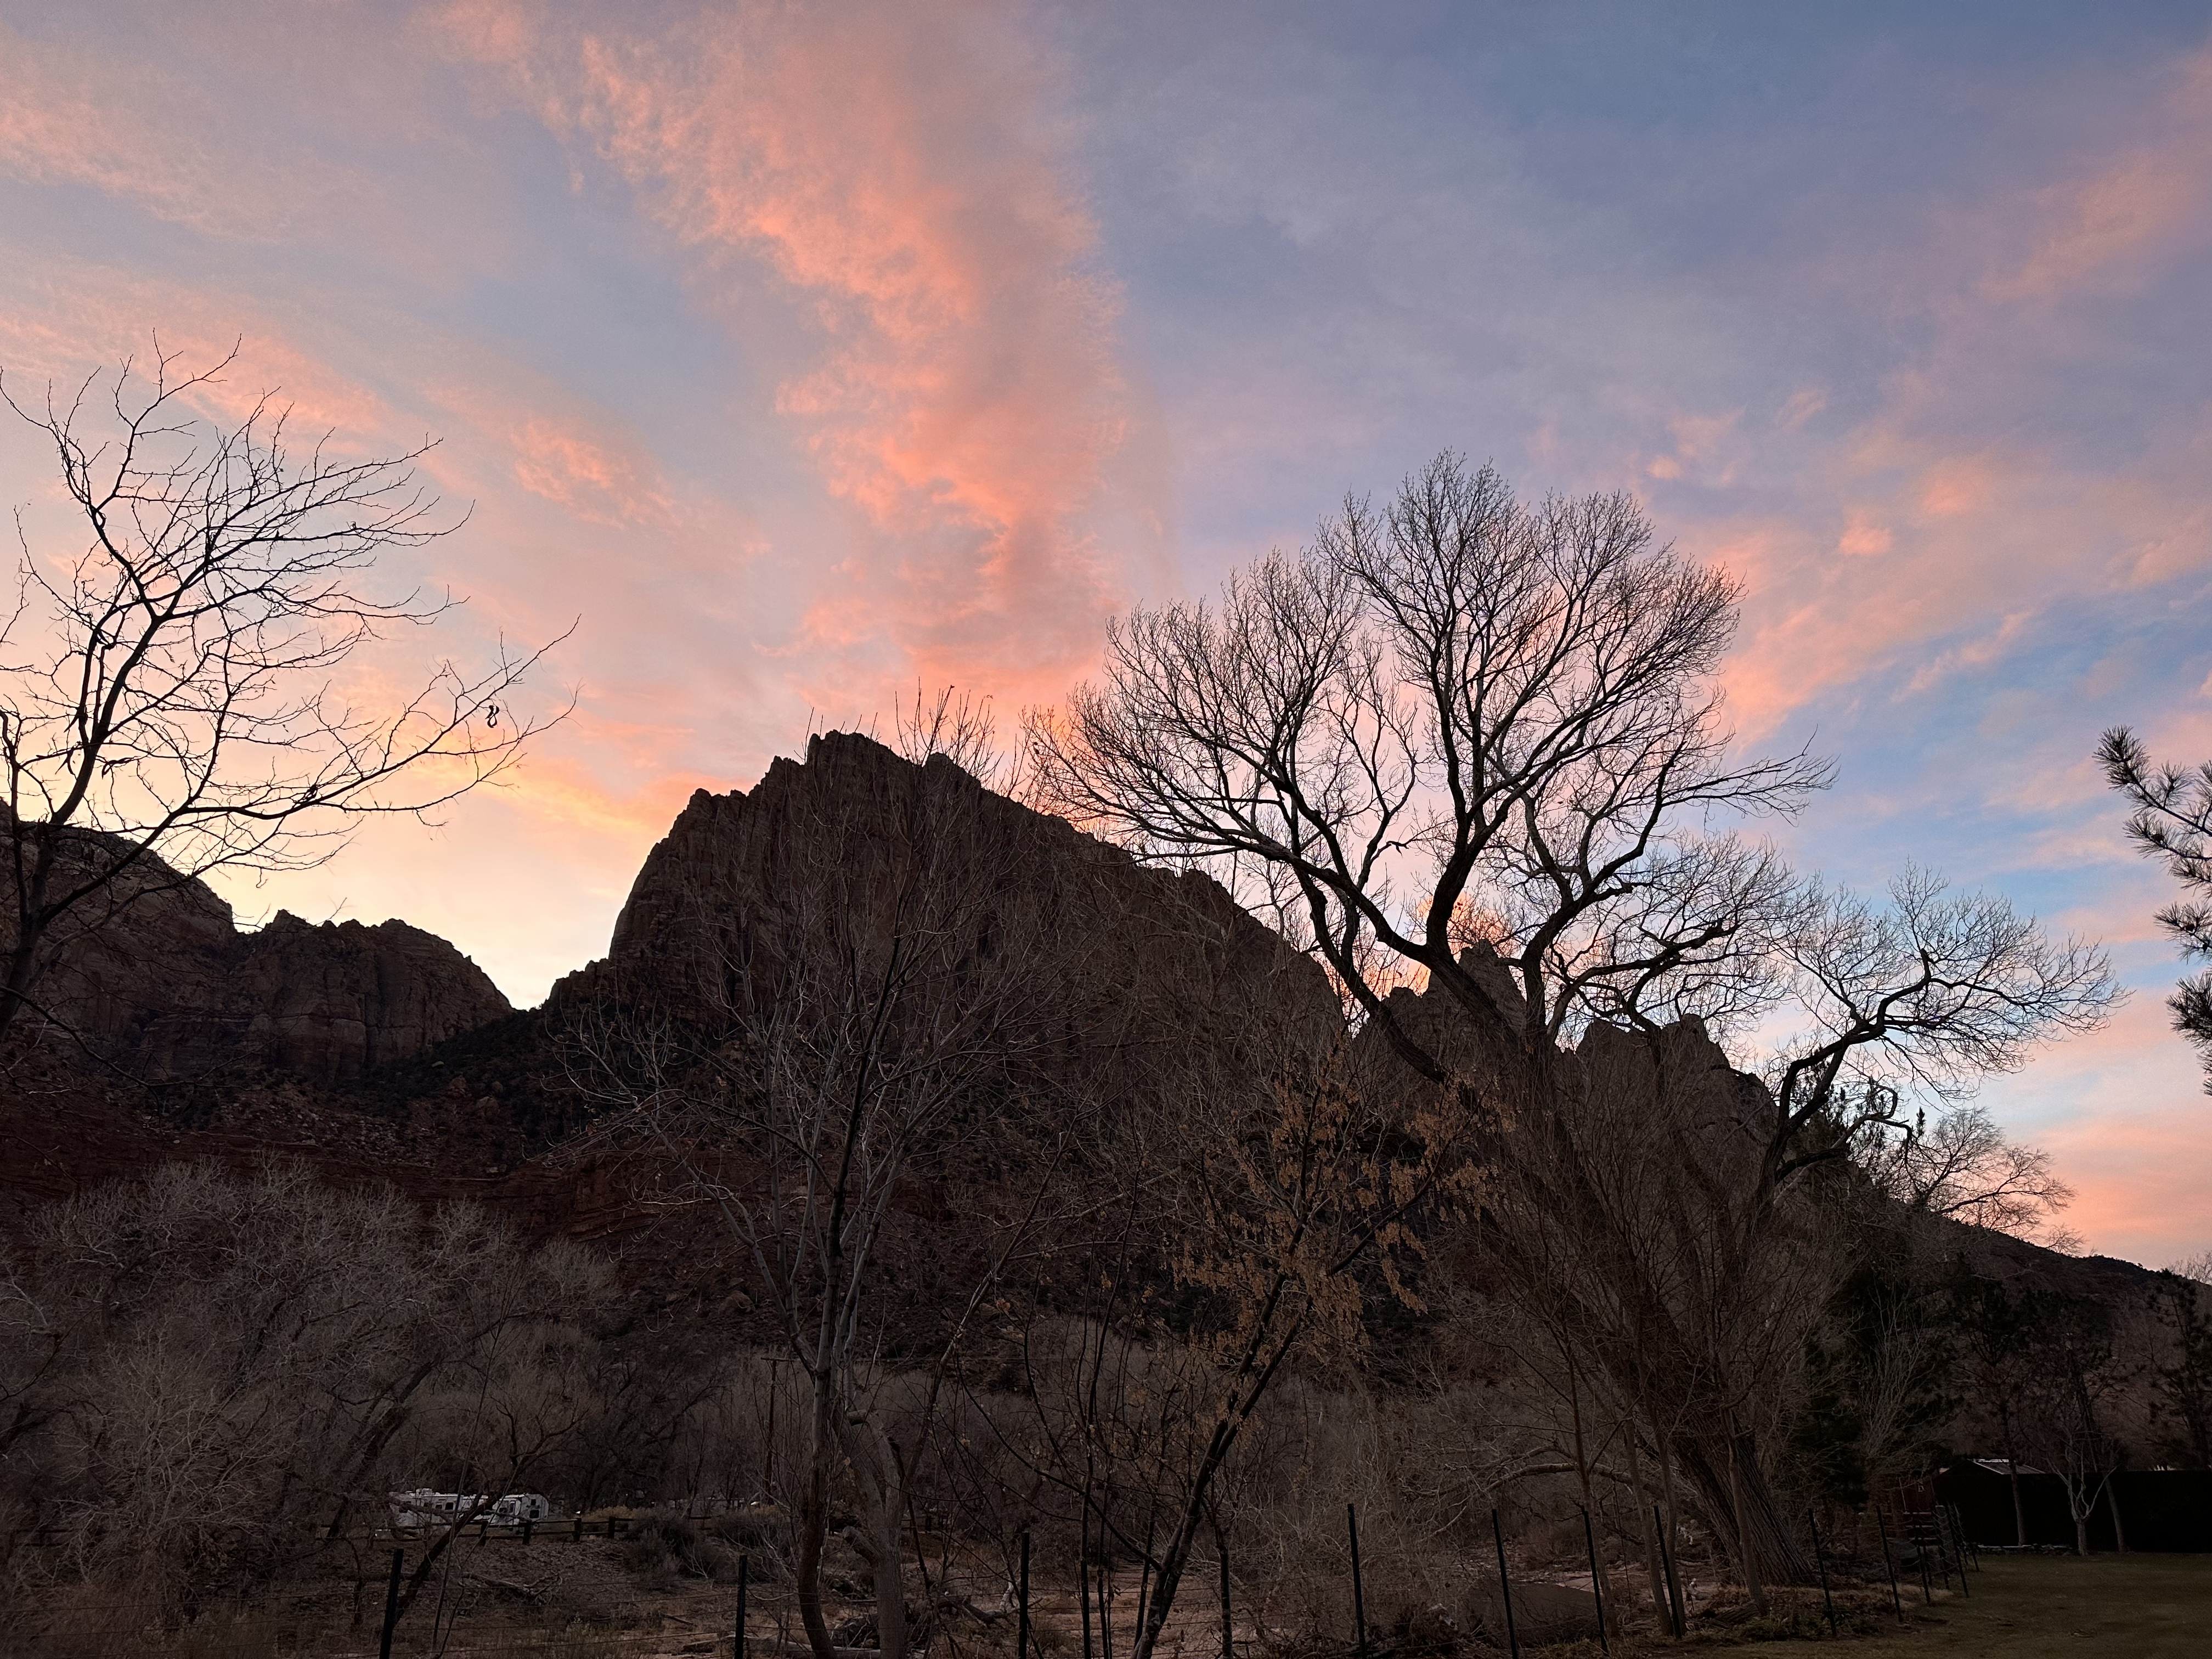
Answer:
top-left (389, 1489), bottom-right (551, 1528)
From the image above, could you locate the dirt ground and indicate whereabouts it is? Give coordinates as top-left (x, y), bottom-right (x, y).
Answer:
top-left (16, 1545), bottom-right (2210, 1657)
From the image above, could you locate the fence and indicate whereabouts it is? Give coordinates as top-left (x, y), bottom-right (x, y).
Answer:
top-left (7, 1489), bottom-right (1995, 1658)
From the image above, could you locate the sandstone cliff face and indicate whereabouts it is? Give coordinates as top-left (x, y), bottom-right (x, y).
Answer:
top-left (551, 730), bottom-right (1340, 1092)
top-left (11, 843), bottom-right (510, 1085)
top-left (217, 913), bottom-right (515, 1087)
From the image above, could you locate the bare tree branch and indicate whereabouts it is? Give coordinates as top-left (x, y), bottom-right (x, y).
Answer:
top-left (0, 341), bottom-right (569, 1045)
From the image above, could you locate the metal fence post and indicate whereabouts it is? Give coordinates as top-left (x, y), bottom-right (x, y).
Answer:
top-left (1951, 1504), bottom-right (1979, 1571)
top-left (1490, 1509), bottom-right (1520, 1659)
top-left (736, 1551), bottom-right (749, 1659)
top-left (1347, 1503), bottom-right (1368, 1656)
top-left (1875, 1505), bottom-right (1904, 1622)
top-left (1019, 1530), bottom-right (1032, 1659)
top-left (1579, 1506), bottom-right (1609, 1654)
top-left (1809, 1511), bottom-right (1837, 1635)
top-left (378, 1548), bottom-right (404, 1659)
top-left (1928, 1508), bottom-right (1955, 1594)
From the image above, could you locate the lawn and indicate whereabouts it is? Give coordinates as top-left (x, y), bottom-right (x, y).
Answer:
top-left (1747, 1553), bottom-right (2212, 1657)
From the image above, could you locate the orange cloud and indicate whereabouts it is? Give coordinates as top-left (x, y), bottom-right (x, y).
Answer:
top-left (1836, 509), bottom-right (1892, 557)
top-left (443, 0), bottom-right (1145, 708)
top-left (2012, 997), bottom-right (2212, 1266)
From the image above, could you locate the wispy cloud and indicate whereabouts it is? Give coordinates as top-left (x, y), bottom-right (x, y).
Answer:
top-left (442, 0), bottom-right (1150, 703)
top-left (0, 21), bottom-right (386, 243)
top-left (1694, 54), bottom-right (2212, 746)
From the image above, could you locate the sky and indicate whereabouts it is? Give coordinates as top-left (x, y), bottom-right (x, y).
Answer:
top-left (1, 1), bottom-right (2208, 1266)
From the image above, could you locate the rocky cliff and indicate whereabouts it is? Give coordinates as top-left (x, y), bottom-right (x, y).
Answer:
top-left (550, 731), bottom-right (1341, 1096)
top-left (8, 840), bottom-right (510, 1086)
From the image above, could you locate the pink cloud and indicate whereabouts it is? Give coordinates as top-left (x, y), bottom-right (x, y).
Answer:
top-left (1664, 46), bottom-right (2212, 747)
top-left (0, 21), bottom-right (386, 245)
top-left (442, 0), bottom-right (1148, 709)
top-left (420, 370), bottom-right (681, 529)
top-left (1981, 50), bottom-right (2212, 303)
top-left (0, 262), bottom-right (393, 438)
top-left (1836, 509), bottom-right (1892, 558)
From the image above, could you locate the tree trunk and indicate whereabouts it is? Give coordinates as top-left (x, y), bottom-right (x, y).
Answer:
top-left (1678, 1432), bottom-right (1809, 1586)
top-left (2107, 1480), bottom-right (2127, 1554)
top-left (1994, 1409), bottom-right (2028, 1547)
top-left (0, 929), bottom-right (43, 1043)
top-left (797, 1367), bottom-right (842, 1659)
top-left (1129, 1406), bottom-right (1246, 1659)
top-left (1621, 1418), bottom-right (1669, 1630)
top-left (2063, 1479), bottom-right (2090, 1557)
top-left (0, 830), bottom-right (63, 1045)
top-left (843, 1414), bottom-right (911, 1659)
top-left (1723, 1434), bottom-right (1769, 1615)
top-left (1656, 1431), bottom-right (1688, 1630)
top-left (1565, 1360), bottom-right (1616, 1639)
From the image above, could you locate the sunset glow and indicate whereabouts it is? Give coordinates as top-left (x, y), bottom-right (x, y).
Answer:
top-left (2, 2), bottom-right (2207, 1266)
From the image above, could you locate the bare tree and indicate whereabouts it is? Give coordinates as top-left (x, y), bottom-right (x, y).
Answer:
top-left (573, 738), bottom-right (1076, 1659)
top-left (1855, 1103), bottom-right (2075, 1245)
top-left (1769, 870), bottom-right (2111, 1182)
top-left (2, 1161), bottom-right (605, 1626)
top-left (2012, 1296), bottom-right (2131, 1556)
top-left (1029, 453), bottom-right (1828, 1073)
top-left (1031, 454), bottom-right (2114, 1590)
top-left (1007, 1031), bottom-right (1474, 1659)
top-left (0, 343), bottom-right (563, 1049)
top-left (2101, 726), bottom-right (2212, 1087)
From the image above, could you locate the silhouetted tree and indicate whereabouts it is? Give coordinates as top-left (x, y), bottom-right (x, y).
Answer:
top-left (1949, 1269), bottom-right (2047, 1546)
top-left (2100, 727), bottom-right (2212, 1087)
top-left (573, 741), bottom-right (1074, 1659)
top-left (1034, 454), bottom-right (2114, 1592)
top-left (0, 343), bottom-right (562, 1052)
top-left (2013, 1295), bottom-right (2130, 1556)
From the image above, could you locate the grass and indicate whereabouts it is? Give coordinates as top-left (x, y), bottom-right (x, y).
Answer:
top-left (1729, 1554), bottom-right (2212, 1657)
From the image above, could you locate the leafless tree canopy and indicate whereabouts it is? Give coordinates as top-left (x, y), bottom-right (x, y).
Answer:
top-left (1765, 868), bottom-right (2112, 1183)
top-left (0, 343), bottom-right (566, 1042)
top-left (1029, 452), bottom-right (2117, 1596)
top-left (1855, 1104), bottom-right (2077, 1245)
top-left (1031, 454), bottom-right (1830, 1073)
top-left (1033, 454), bottom-right (2113, 1146)
top-left (0, 1161), bottom-right (605, 1622)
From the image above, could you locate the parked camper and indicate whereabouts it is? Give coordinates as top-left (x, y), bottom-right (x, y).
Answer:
top-left (388, 1489), bottom-right (552, 1528)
